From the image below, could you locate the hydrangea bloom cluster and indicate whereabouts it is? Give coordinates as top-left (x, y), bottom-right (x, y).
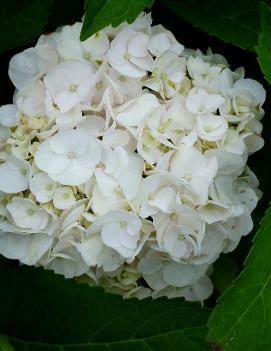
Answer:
top-left (0, 13), bottom-right (265, 301)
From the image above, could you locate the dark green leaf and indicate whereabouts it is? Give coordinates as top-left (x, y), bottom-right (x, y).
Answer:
top-left (80, 0), bottom-right (153, 41)
top-left (211, 255), bottom-right (238, 294)
top-left (257, 2), bottom-right (271, 84)
top-left (208, 204), bottom-right (271, 350)
top-left (159, 0), bottom-right (262, 51)
top-left (0, 0), bottom-right (53, 54)
top-left (0, 336), bottom-right (14, 351)
top-left (0, 259), bottom-right (211, 350)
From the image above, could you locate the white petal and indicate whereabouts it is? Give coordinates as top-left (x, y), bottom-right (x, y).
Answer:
top-left (95, 168), bottom-right (118, 196)
top-left (148, 186), bottom-right (176, 213)
top-left (77, 234), bottom-right (105, 266)
top-left (149, 32), bottom-right (171, 57)
top-left (35, 140), bottom-right (70, 175)
top-left (234, 78), bottom-right (266, 106)
top-left (115, 94), bottom-right (160, 127)
top-left (0, 104), bottom-right (20, 127)
top-left (51, 159), bottom-right (94, 186)
top-left (101, 221), bottom-right (122, 248)
top-left (163, 262), bottom-right (208, 287)
top-left (29, 172), bottom-right (57, 203)
top-left (0, 155), bottom-right (30, 193)
top-left (113, 150), bottom-right (143, 200)
top-left (0, 232), bottom-right (53, 265)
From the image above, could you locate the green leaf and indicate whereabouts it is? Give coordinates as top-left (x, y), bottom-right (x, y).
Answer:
top-left (159, 0), bottom-right (262, 51)
top-left (0, 0), bottom-right (52, 54)
top-left (211, 255), bottom-right (238, 294)
top-left (257, 2), bottom-right (271, 84)
top-left (0, 259), bottom-right (212, 350)
top-left (80, 0), bottom-right (153, 41)
top-left (208, 204), bottom-right (271, 350)
top-left (0, 335), bottom-right (14, 351)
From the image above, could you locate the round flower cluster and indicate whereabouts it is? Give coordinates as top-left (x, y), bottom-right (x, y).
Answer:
top-left (0, 13), bottom-right (265, 301)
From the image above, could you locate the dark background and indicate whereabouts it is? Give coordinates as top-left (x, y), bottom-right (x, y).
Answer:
top-left (0, 0), bottom-right (269, 304)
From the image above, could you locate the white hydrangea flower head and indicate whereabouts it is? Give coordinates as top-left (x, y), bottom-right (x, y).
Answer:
top-left (0, 12), bottom-right (265, 301)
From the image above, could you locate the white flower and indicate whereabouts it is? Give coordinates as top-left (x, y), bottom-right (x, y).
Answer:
top-left (114, 93), bottom-right (160, 127)
top-left (0, 155), bottom-right (30, 193)
top-left (190, 225), bottom-right (226, 264)
top-left (182, 275), bottom-right (213, 301)
top-left (149, 25), bottom-right (184, 57)
top-left (46, 228), bottom-right (89, 278)
top-left (196, 114), bottom-right (228, 141)
top-left (159, 224), bottom-right (198, 260)
top-left (137, 96), bottom-right (196, 163)
top-left (235, 180), bottom-right (259, 213)
top-left (0, 231), bottom-right (54, 265)
top-left (243, 133), bottom-right (264, 154)
top-left (47, 243), bottom-right (89, 278)
top-left (197, 201), bottom-right (238, 225)
top-left (45, 91), bottom-right (84, 128)
top-left (96, 146), bottom-right (144, 200)
top-left (232, 78), bottom-right (266, 107)
top-left (0, 13), bottom-right (265, 302)
top-left (0, 104), bottom-right (20, 127)
top-left (153, 206), bottom-right (206, 261)
top-left (214, 208), bottom-right (253, 253)
top-left (187, 56), bottom-right (211, 79)
top-left (106, 68), bottom-right (143, 101)
top-left (88, 210), bottom-right (142, 259)
top-left (15, 79), bottom-right (45, 118)
top-left (58, 199), bottom-right (88, 233)
top-left (57, 22), bottom-right (109, 61)
top-left (44, 61), bottom-right (95, 112)
top-left (53, 186), bottom-right (76, 209)
top-left (107, 27), bottom-right (153, 78)
top-left (218, 129), bottom-right (246, 155)
top-left (6, 197), bottom-right (52, 231)
top-left (169, 143), bottom-right (218, 205)
top-left (205, 149), bottom-right (246, 176)
top-left (131, 12), bottom-right (152, 32)
top-left (185, 87), bottom-right (225, 114)
top-left (139, 174), bottom-right (180, 218)
top-left (102, 128), bottom-right (135, 151)
top-left (35, 129), bottom-right (101, 186)
top-left (77, 115), bottom-right (105, 137)
top-left (144, 51), bottom-right (186, 99)
top-left (29, 172), bottom-right (57, 203)
top-left (9, 45), bottom-right (58, 89)
top-left (77, 233), bottom-right (124, 272)
top-left (91, 183), bottom-right (128, 216)
top-left (138, 249), bottom-right (209, 290)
